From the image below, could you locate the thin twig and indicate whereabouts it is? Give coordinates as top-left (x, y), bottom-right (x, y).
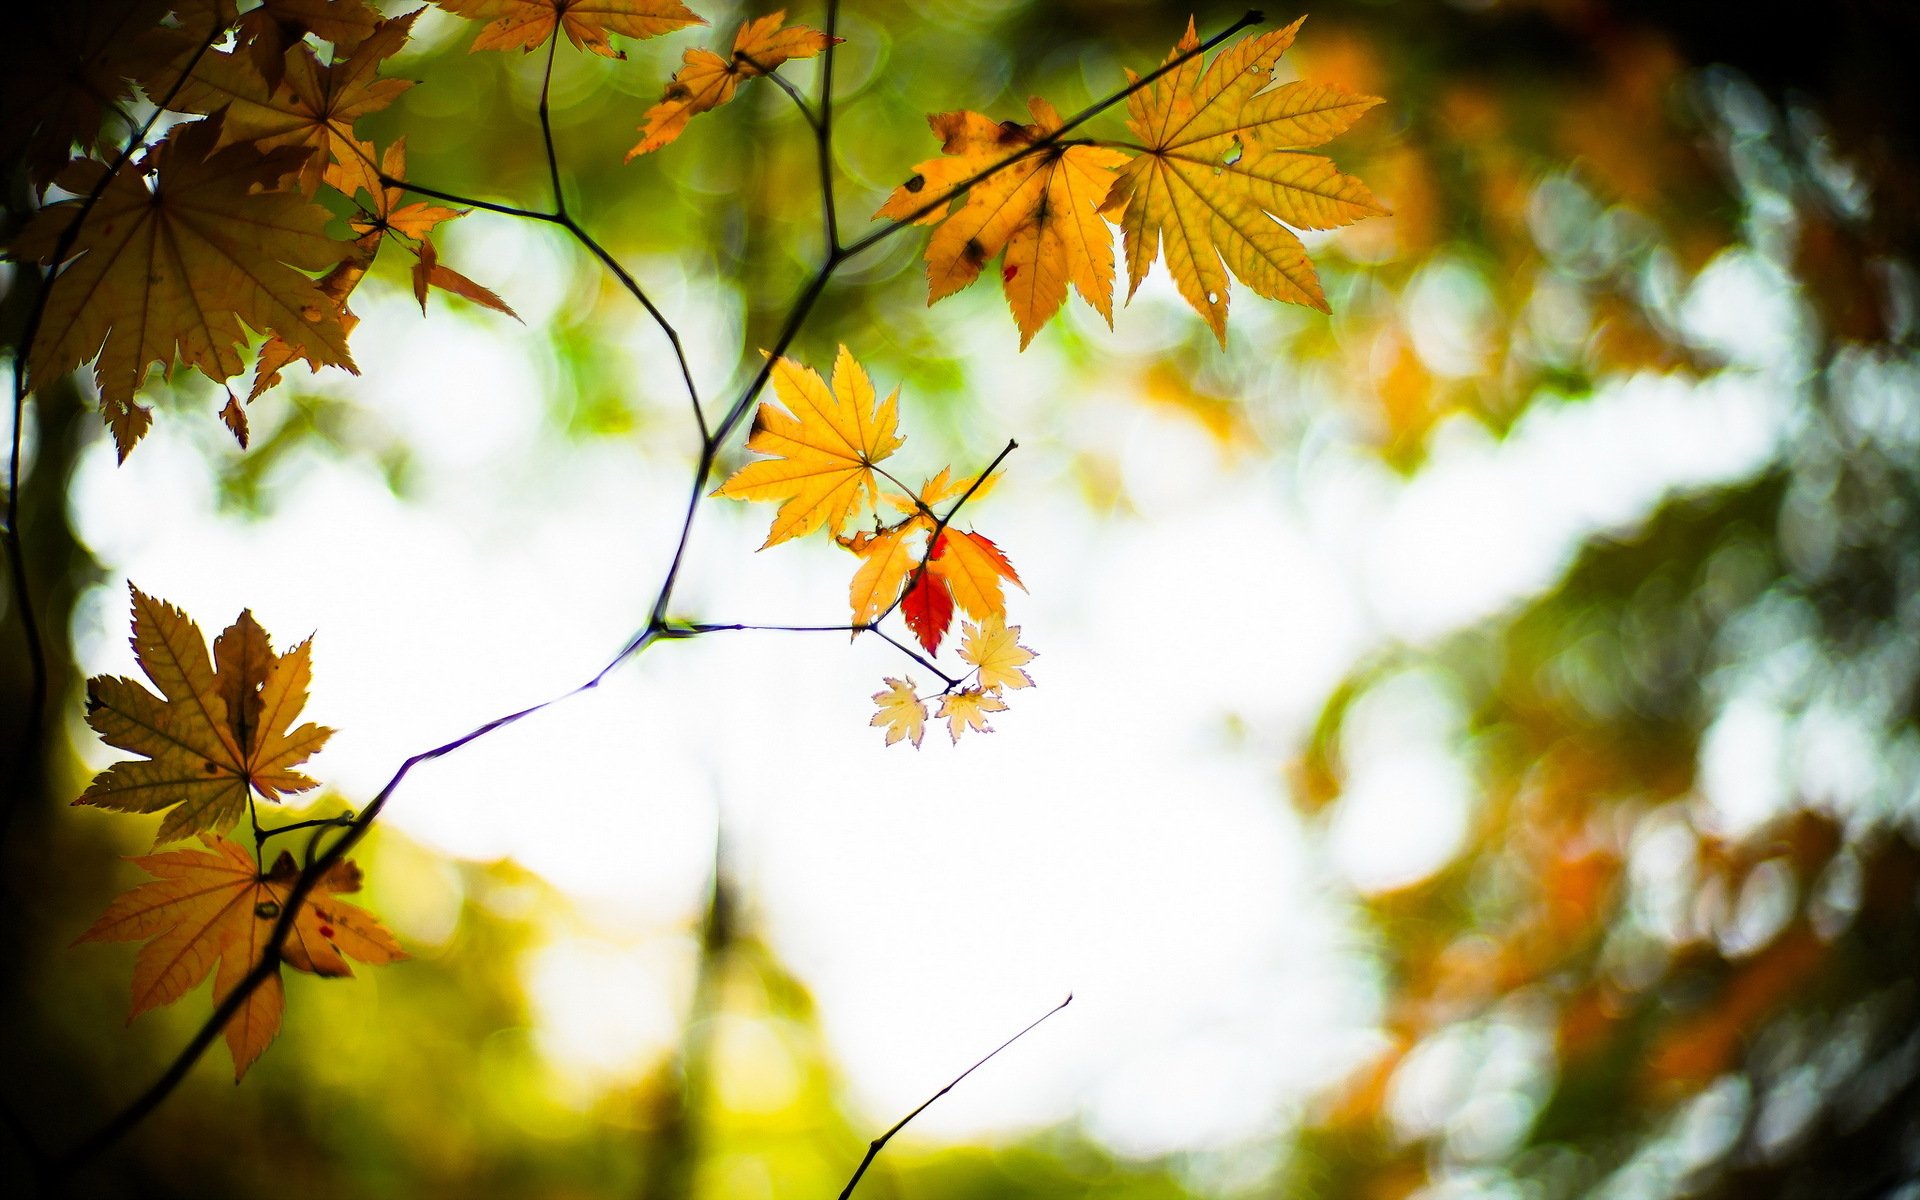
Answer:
top-left (537, 35), bottom-right (566, 215)
top-left (837, 994), bottom-right (1073, 1200)
top-left (817, 0), bottom-right (843, 254)
top-left (738, 54), bottom-right (820, 131)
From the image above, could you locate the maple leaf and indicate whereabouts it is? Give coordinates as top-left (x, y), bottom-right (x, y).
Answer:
top-left (937, 687), bottom-right (1007, 743)
top-left (236, 0), bottom-right (383, 90)
top-left (436, 0), bottom-right (703, 58)
top-left (881, 466), bottom-right (1000, 517)
top-left (877, 98), bottom-right (1131, 348)
top-left (76, 835), bottom-right (405, 1079)
top-left (158, 10), bottom-right (418, 194)
top-left (0, 0), bottom-right (176, 187)
top-left (413, 236), bottom-right (521, 319)
top-left (714, 346), bottom-right (906, 547)
top-left (901, 569), bottom-right (955, 656)
top-left (958, 614), bottom-right (1036, 692)
top-left (7, 118), bottom-right (355, 459)
top-left (842, 524), bottom-right (919, 628)
top-left (870, 677), bottom-right (928, 749)
top-left (341, 138), bottom-right (465, 241)
top-left (78, 586), bottom-right (333, 846)
top-left (929, 529), bottom-right (1023, 622)
top-left (629, 10), bottom-right (836, 158)
top-left (1104, 17), bottom-right (1387, 343)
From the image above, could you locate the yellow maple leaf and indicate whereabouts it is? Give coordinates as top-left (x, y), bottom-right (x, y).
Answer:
top-left (7, 118), bottom-right (355, 458)
top-left (1104, 17), bottom-right (1386, 343)
top-left (436, 0), bottom-right (704, 58)
top-left (870, 677), bottom-right (928, 749)
top-left (958, 614), bottom-right (1036, 692)
top-left (877, 97), bottom-right (1131, 348)
top-left (628, 10), bottom-right (836, 158)
top-left (76, 835), bottom-right (405, 1079)
top-left (714, 345), bottom-right (905, 548)
top-left (937, 687), bottom-right (1008, 743)
top-left (77, 586), bottom-right (333, 846)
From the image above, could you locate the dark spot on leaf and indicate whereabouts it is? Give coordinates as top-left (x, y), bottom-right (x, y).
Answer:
top-left (663, 83), bottom-right (691, 101)
top-left (1003, 264), bottom-right (1019, 282)
top-left (963, 238), bottom-right (986, 264)
top-left (996, 120), bottom-right (1027, 144)
top-left (255, 901), bottom-right (280, 920)
top-left (203, 760), bottom-right (220, 774)
top-left (904, 174), bottom-right (926, 193)
top-left (319, 923), bottom-right (336, 939)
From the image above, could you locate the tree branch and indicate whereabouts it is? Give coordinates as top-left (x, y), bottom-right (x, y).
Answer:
top-left (837, 995), bottom-right (1072, 1200)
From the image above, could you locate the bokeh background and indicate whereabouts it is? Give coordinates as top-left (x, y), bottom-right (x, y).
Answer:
top-left (4, 0), bottom-right (1920, 1197)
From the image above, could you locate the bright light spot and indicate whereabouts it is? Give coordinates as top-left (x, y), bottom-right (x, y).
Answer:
top-left (523, 934), bottom-right (685, 1093)
top-left (1328, 671), bottom-right (1473, 893)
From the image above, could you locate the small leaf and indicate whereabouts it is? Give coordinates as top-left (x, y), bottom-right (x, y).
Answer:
top-left (629, 11), bottom-right (837, 158)
top-left (77, 586), bottom-right (333, 844)
top-left (958, 614), bottom-right (1035, 692)
top-left (870, 677), bottom-right (927, 749)
top-left (936, 687), bottom-right (1007, 743)
top-left (901, 570), bottom-right (954, 656)
top-left (77, 835), bottom-right (404, 1079)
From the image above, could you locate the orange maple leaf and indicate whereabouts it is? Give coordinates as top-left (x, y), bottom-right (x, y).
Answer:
top-left (78, 586), bottom-right (333, 846)
top-left (1104, 17), bottom-right (1386, 342)
top-left (157, 11), bottom-right (418, 194)
top-left (6, 118), bottom-right (355, 458)
top-left (929, 529), bottom-right (1023, 623)
top-left (878, 98), bottom-right (1131, 348)
top-left (77, 836), bottom-right (405, 1079)
top-left (436, 0), bottom-right (704, 58)
top-left (412, 236), bottom-right (521, 319)
top-left (629, 10), bottom-right (836, 158)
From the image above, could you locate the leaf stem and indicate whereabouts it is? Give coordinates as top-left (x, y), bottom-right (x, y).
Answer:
top-left (837, 994), bottom-right (1072, 1200)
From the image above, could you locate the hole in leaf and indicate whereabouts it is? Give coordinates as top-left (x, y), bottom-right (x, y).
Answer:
top-left (254, 901), bottom-right (280, 920)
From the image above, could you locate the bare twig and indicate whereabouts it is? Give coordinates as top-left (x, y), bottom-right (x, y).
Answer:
top-left (837, 995), bottom-right (1073, 1200)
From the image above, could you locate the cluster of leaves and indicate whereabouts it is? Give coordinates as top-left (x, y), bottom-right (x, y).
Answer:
top-left (75, 587), bottom-right (400, 1077)
top-left (4, 0), bottom-right (514, 460)
top-left (878, 17), bottom-right (1384, 346)
top-left (713, 347), bottom-right (1036, 746)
